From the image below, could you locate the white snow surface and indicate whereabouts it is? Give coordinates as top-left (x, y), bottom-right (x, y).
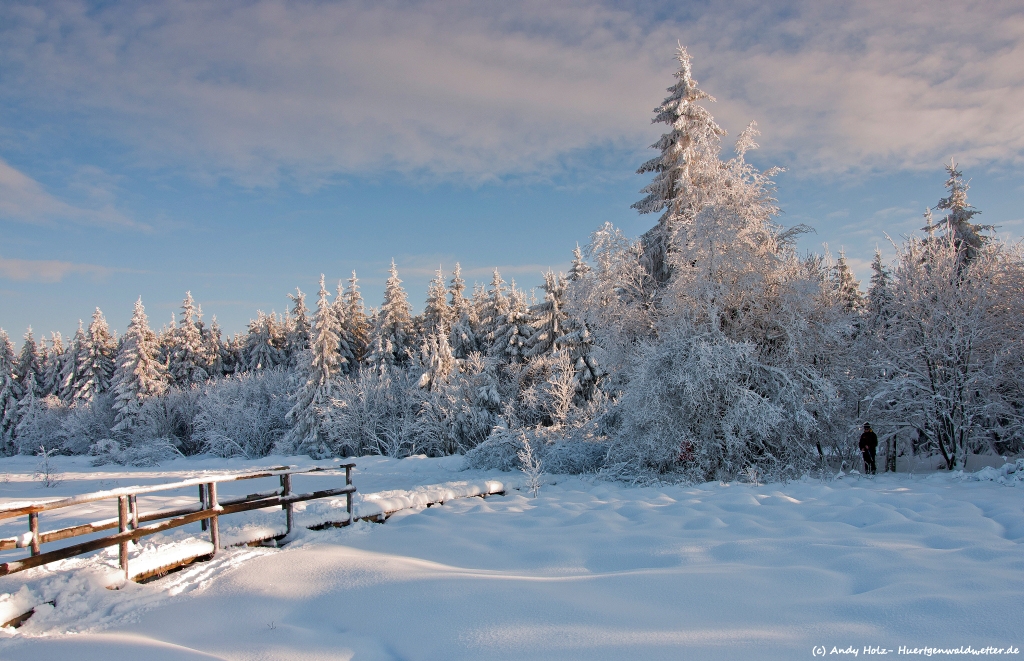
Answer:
top-left (0, 453), bottom-right (1021, 660)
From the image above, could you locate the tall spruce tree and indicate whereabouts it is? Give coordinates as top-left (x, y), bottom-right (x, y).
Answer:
top-left (633, 45), bottom-right (726, 283)
top-left (368, 261), bottom-right (413, 367)
top-left (285, 275), bottom-right (341, 455)
top-left (112, 298), bottom-right (167, 431)
top-left (344, 271), bottom-right (370, 364)
top-left (74, 308), bottom-right (116, 403)
top-left (0, 330), bottom-right (18, 449)
top-left (169, 292), bottom-right (210, 386)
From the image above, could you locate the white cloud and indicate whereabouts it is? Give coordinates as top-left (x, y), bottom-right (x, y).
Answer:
top-left (1, 0), bottom-right (1021, 184)
top-left (0, 255), bottom-right (118, 283)
top-left (0, 157), bottom-right (141, 228)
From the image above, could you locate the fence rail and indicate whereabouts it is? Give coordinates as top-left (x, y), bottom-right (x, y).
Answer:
top-left (0, 464), bottom-right (356, 580)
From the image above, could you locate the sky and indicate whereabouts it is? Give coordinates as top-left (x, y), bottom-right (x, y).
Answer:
top-left (2, 0), bottom-right (1023, 344)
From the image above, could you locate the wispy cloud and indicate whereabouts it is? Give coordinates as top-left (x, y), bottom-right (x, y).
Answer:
top-left (0, 255), bottom-right (122, 283)
top-left (0, 157), bottom-right (142, 229)
top-left (1, 0), bottom-right (1021, 185)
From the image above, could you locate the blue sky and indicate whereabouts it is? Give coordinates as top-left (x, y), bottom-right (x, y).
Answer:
top-left (2, 0), bottom-right (1023, 343)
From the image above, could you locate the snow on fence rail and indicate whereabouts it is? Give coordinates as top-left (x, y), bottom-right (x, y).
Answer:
top-left (0, 464), bottom-right (356, 581)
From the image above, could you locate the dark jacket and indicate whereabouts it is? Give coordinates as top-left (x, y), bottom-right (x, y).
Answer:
top-left (859, 429), bottom-right (878, 452)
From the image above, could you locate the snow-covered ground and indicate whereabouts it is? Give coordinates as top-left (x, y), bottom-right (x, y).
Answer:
top-left (0, 454), bottom-right (1022, 660)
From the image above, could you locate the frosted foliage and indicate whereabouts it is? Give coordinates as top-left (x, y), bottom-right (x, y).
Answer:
top-left (607, 326), bottom-right (820, 483)
top-left (448, 263), bottom-right (467, 318)
top-left (111, 298), bottom-right (167, 432)
top-left (192, 370), bottom-right (292, 458)
top-left (344, 271), bottom-right (370, 364)
top-left (323, 367), bottom-right (418, 458)
top-left (15, 329), bottom-right (42, 401)
top-left (286, 288), bottom-right (311, 364)
top-left (413, 352), bottom-right (502, 455)
top-left (58, 322), bottom-right (85, 403)
top-left (865, 237), bottom-right (1024, 468)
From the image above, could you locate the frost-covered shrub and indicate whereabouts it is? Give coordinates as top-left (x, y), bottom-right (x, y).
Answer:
top-left (412, 353), bottom-right (502, 456)
top-left (55, 394), bottom-right (117, 455)
top-left (192, 369), bottom-right (292, 458)
top-left (605, 325), bottom-right (825, 483)
top-left (542, 440), bottom-right (608, 474)
top-left (323, 366), bottom-right (418, 458)
top-left (13, 395), bottom-right (68, 455)
top-left (134, 385), bottom-right (204, 455)
top-left (88, 436), bottom-right (181, 467)
top-left (465, 426), bottom-right (541, 471)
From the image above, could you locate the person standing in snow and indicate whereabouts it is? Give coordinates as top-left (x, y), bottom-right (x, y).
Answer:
top-left (859, 423), bottom-right (878, 475)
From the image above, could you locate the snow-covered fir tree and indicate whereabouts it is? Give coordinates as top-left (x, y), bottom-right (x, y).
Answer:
top-left (525, 271), bottom-right (568, 358)
top-left (833, 250), bottom-right (864, 312)
top-left (489, 283), bottom-right (532, 364)
top-left (867, 249), bottom-right (894, 328)
top-left (284, 275), bottom-right (342, 455)
top-left (928, 159), bottom-right (992, 269)
top-left (478, 270), bottom-right (508, 355)
top-left (244, 311), bottom-right (284, 371)
top-left (58, 321), bottom-right (85, 403)
top-left (0, 330), bottom-right (18, 450)
top-left (568, 244), bottom-right (591, 282)
top-left (15, 328), bottom-right (43, 404)
top-left (633, 45), bottom-right (726, 283)
top-left (423, 268), bottom-right (452, 336)
top-left (286, 288), bottom-right (311, 365)
top-left (169, 292), bottom-right (210, 386)
top-left (368, 261), bottom-right (413, 367)
top-left (331, 280), bottom-right (358, 374)
top-left (449, 263), bottom-right (467, 320)
top-left (42, 333), bottom-right (64, 397)
top-left (344, 271), bottom-right (370, 365)
top-left (74, 308), bottom-right (116, 404)
top-left (111, 298), bottom-right (167, 432)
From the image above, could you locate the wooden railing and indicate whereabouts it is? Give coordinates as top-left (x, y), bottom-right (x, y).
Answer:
top-left (0, 464), bottom-right (356, 581)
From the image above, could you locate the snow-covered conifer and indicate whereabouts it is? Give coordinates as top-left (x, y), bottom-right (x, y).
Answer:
top-left (478, 270), bottom-right (508, 355)
top-left (331, 280), bottom-right (358, 374)
top-left (74, 308), bottom-right (116, 404)
top-left (168, 292), bottom-right (210, 386)
top-left (42, 333), bottom-right (65, 397)
top-left (0, 330), bottom-right (18, 448)
top-left (423, 268), bottom-right (452, 336)
top-left (568, 244), bottom-right (591, 282)
top-left (286, 288), bottom-right (311, 365)
top-left (833, 250), bottom-right (864, 312)
top-left (284, 275), bottom-right (341, 455)
top-left (111, 298), bottom-right (167, 432)
top-left (449, 263), bottom-right (467, 319)
top-left (489, 283), bottom-right (532, 364)
top-left (417, 331), bottom-right (457, 391)
top-left (58, 321), bottom-right (85, 403)
top-left (15, 328), bottom-right (42, 404)
top-left (368, 261), bottom-right (413, 367)
top-left (867, 249), bottom-right (894, 328)
top-left (525, 271), bottom-right (568, 358)
top-left (633, 45), bottom-right (726, 283)
top-left (929, 159), bottom-right (992, 268)
top-left (244, 311), bottom-right (283, 371)
top-left (344, 271), bottom-right (370, 364)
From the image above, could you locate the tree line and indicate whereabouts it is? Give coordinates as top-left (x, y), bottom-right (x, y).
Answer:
top-left (2, 46), bottom-right (1021, 481)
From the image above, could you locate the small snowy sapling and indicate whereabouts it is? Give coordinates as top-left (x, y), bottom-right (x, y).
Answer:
top-left (34, 445), bottom-right (63, 488)
top-left (517, 432), bottom-right (543, 498)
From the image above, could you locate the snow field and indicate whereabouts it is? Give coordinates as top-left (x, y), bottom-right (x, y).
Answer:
top-left (0, 455), bottom-right (1022, 660)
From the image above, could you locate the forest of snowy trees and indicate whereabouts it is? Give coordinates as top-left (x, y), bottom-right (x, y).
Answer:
top-left (2, 47), bottom-right (1022, 482)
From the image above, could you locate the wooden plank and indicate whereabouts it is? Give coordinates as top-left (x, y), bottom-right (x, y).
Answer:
top-left (0, 464), bottom-right (354, 519)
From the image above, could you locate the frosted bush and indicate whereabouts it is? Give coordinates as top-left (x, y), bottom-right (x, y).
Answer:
top-left (542, 440), bottom-right (608, 475)
top-left (323, 366), bottom-right (418, 458)
top-left (192, 369), bottom-right (292, 458)
top-left (88, 436), bottom-right (181, 467)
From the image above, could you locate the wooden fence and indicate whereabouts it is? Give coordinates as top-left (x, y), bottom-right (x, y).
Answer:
top-left (0, 464), bottom-right (356, 581)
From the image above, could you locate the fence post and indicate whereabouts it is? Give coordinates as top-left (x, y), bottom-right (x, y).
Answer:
top-left (118, 496), bottom-right (129, 579)
top-left (345, 465), bottom-right (353, 523)
top-left (199, 484), bottom-right (208, 531)
top-left (28, 512), bottom-right (39, 556)
top-left (207, 483), bottom-right (220, 554)
top-left (281, 474), bottom-right (293, 536)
